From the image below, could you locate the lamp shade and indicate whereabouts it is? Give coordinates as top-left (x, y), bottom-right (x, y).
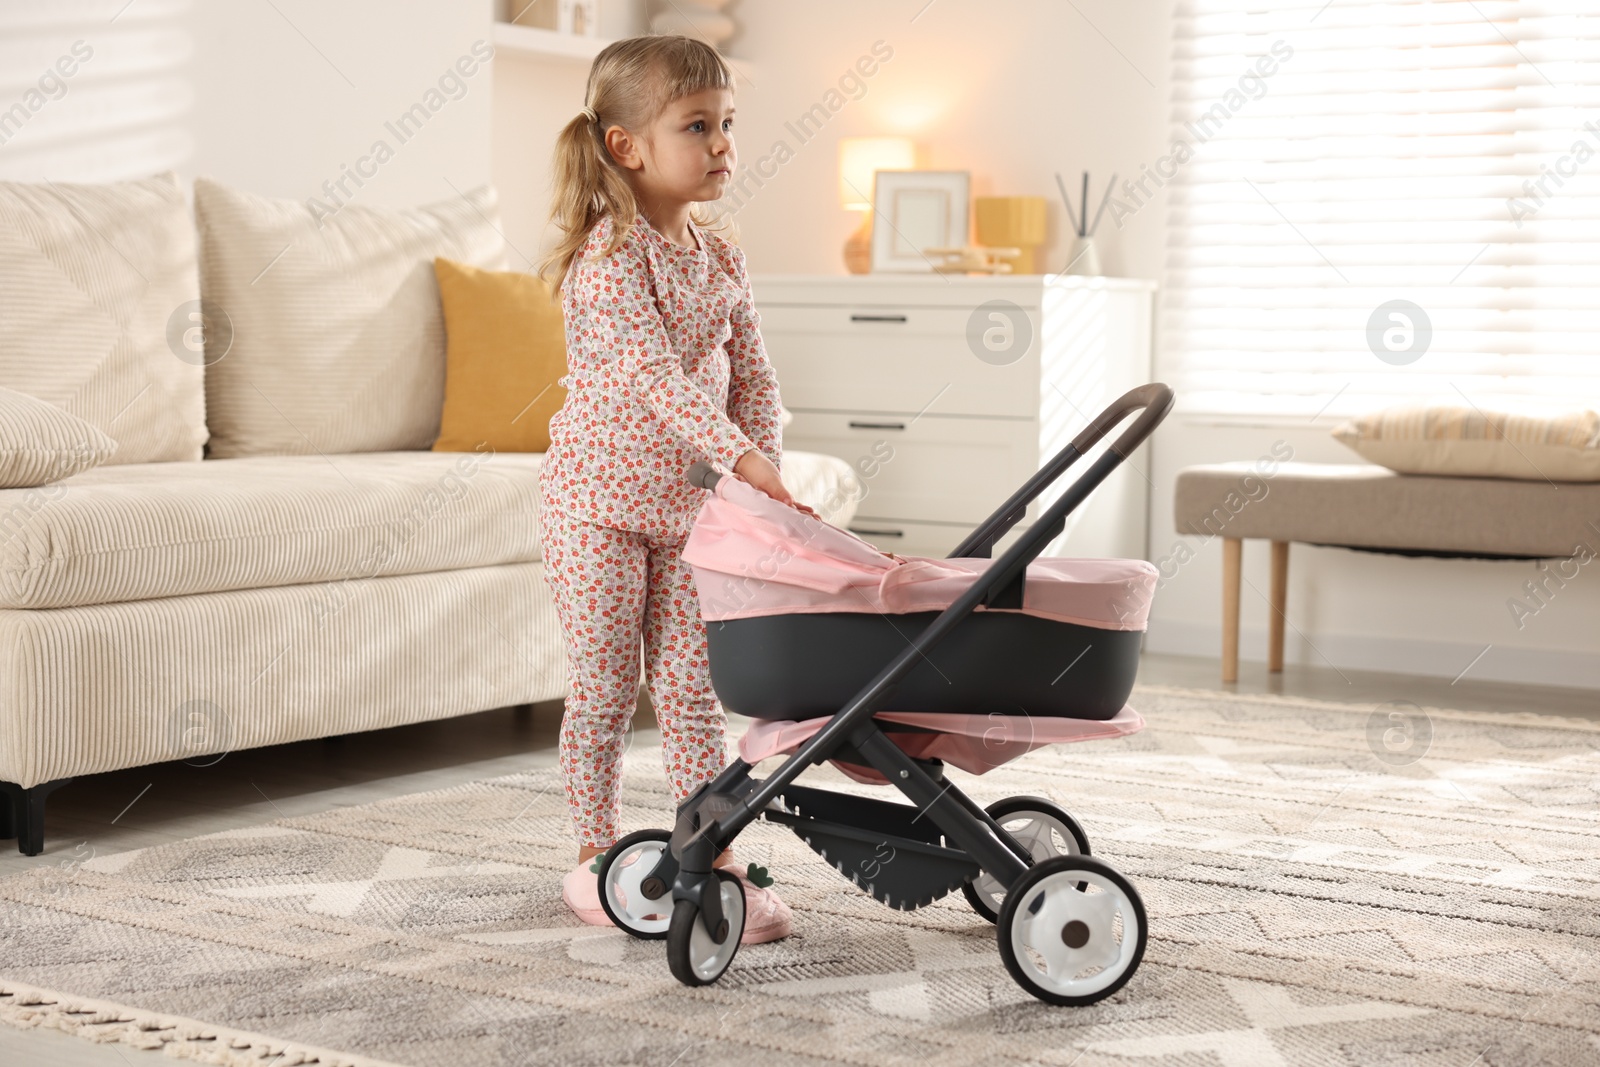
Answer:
top-left (837, 137), bottom-right (916, 210)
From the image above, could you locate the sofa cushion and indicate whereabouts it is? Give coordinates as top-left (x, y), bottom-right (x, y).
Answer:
top-left (431, 257), bottom-right (568, 454)
top-left (0, 450), bottom-right (544, 610)
top-left (193, 178), bottom-right (507, 459)
top-left (0, 386), bottom-right (119, 487)
top-left (0, 170), bottom-right (207, 464)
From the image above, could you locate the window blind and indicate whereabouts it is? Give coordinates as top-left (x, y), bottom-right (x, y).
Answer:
top-left (1164, 0), bottom-right (1600, 419)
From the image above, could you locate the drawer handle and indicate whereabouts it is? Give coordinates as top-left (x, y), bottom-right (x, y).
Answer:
top-left (849, 313), bottom-right (908, 323)
top-left (849, 526), bottom-right (905, 537)
top-left (847, 420), bottom-right (906, 431)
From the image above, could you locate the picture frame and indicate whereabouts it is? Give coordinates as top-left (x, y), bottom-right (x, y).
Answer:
top-left (869, 170), bottom-right (971, 273)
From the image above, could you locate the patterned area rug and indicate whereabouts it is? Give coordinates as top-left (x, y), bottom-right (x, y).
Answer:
top-left (2, 685), bottom-right (1598, 1067)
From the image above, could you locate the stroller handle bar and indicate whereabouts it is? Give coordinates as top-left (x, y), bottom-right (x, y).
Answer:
top-left (962, 381), bottom-right (1172, 608)
top-left (706, 382), bottom-right (1174, 835)
top-left (687, 461), bottom-right (722, 491)
top-left (1072, 382), bottom-right (1175, 461)
top-left (948, 382), bottom-right (1173, 561)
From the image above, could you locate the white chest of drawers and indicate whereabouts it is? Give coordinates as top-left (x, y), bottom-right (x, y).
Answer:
top-left (751, 273), bottom-right (1156, 561)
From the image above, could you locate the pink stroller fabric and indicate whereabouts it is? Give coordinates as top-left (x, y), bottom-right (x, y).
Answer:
top-left (681, 475), bottom-right (1157, 629)
top-left (685, 474), bottom-right (1152, 779)
top-left (739, 704), bottom-right (1145, 783)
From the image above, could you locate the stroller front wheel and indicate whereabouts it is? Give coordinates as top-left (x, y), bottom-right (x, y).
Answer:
top-left (597, 828), bottom-right (676, 939)
top-left (666, 870), bottom-right (747, 986)
top-left (997, 855), bottom-right (1147, 1006)
top-left (963, 796), bottom-right (1091, 923)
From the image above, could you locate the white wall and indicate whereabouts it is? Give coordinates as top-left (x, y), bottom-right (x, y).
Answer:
top-left (711, 0), bottom-right (1171, 283)
top-left (0, 0), bottom-right (194, 183)
top-left (1, 1), bottom-right (495, 204)
top-left (185, 0), bottom-right (495, 207)
top-left (495, 0), bottom-right (1170, 282)
top-left (492, 0), bottom-right (648, 268)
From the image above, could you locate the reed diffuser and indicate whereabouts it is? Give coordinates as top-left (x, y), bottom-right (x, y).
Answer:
top-left (1055, 170), bottom-right (1116, 276)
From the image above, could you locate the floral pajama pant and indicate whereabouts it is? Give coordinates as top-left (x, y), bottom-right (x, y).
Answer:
top-left (538, 506), bottom-right (726, 849)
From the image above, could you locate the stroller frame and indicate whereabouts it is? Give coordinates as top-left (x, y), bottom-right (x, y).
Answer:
top-left (598, 384), bottom-right (1174, 1005)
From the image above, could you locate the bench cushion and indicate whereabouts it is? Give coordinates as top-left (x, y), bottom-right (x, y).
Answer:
top-left (0, 451), bottom-right (543, 610)
top-left (1174, 461), bottom-right (1600, 558)
top-left (1332, 403), bottom-right (1600, 482)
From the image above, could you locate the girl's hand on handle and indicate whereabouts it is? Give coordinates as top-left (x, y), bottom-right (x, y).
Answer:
top-left (733, 449), bottom-right (819, 518)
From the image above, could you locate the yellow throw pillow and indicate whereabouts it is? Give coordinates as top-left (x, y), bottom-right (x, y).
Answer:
top-left (431, 257), bottom-right (567, 453)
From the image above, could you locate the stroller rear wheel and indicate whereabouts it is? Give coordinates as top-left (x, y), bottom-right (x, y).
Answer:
top-left (666, 869), bottom-right (747, 986)
top-left (997, 855), bottom-right (1146, 1006)
top-left (963, 796), bottom-right (1091, 922)
top-left (596, 828), bottom-right (676, 939)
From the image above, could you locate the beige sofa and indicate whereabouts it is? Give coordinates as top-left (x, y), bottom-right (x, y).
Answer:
top-left (0, 172), bottom-right (857, 855)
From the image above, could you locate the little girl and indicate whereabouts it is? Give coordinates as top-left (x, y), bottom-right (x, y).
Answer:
top-left (536, 35), bottom-right (804, 943)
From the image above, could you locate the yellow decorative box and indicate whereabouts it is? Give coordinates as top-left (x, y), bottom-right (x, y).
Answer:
top-left (974, 196), bottom-right (1048, 274)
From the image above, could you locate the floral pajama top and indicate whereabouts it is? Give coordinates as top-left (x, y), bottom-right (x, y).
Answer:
top-left (542, 211), bottom-right (784, 541)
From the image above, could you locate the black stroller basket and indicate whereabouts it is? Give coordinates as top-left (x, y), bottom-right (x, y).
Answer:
top-left (594, 383), bottom-right (1175, 1006)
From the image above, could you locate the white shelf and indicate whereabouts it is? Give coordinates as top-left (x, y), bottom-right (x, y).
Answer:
top-left (492, 21), bottom-right (615, 61)
top-left (490, 19), bottom-right (756, 71)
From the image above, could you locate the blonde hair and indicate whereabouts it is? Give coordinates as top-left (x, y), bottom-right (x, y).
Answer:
top-left (539, 34), bottom-right (738, 297)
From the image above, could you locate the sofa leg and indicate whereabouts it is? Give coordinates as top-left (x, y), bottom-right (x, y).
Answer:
top-left (1269, 540), bottom-right (1289, 673)
top-left (1222, 537), bottom-right (1241, 683)
top-left (0, 779), bottom-right (74, 856)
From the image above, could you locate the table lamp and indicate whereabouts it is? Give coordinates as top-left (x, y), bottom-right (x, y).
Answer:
top-left (838, 136), bottom-right (915, 273)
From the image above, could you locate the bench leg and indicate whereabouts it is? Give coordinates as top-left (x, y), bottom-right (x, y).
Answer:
top-left (1222, 537), bottom-right (1241, 683)
top-left (1269, 540), bottom-right (1289, 673)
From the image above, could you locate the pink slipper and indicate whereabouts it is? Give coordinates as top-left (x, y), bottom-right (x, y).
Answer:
top-left (721, 864), bottom-right (793, 944)
top-left (562, 861), bottom-right (612, 927)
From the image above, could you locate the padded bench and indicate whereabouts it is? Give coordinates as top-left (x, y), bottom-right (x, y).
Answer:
top-left (1173, 461), bottom-right (1600, 681)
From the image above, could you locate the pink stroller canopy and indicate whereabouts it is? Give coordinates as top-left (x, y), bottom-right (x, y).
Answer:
top-left (682, 475), bottom-right (1157, 630)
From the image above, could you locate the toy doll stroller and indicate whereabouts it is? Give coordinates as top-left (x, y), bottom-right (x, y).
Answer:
top-left (592, 383), bottom-right (1173, 1006)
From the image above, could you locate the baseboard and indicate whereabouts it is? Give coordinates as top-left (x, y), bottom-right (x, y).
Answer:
top-left (1144, 617), bottom-right (1600, 691)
